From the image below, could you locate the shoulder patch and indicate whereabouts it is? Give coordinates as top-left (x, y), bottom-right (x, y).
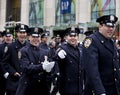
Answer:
top-left (84, 38), bottom-right (92, 48)
top-left (4, 46), bottom-right (8, 53)
top-left (18, 51), bottom-right (22, 59)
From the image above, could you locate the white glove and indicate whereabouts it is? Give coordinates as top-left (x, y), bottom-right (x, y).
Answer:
top-left (4, 72), bottom-right (9, 79)
top-left (42, 56), bottom-right (55, 72)
top-left (100, 94), bottom-right (106, 95)
top-left (58, 49), bottom-right (66, 59)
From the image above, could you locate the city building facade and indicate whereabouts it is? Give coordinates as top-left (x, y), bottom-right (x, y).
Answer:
top-left (0, 0), bottom-right (120, 41)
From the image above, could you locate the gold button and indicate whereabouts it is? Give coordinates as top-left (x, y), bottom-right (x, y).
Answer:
top-left (38, 73), bottom-right (41, 76)
top-left (20, 65), bottom-right (22, 68)
top-left (24, 81), bottom-right (27, 84)
top-left (114, 68), bottom-right (117, 71)
top-left (67, 78), bottom-right (70, 81)
top-left (38, 80), bottom-right (41, 82)
top-left (92, 90), bottom-right (94, 94)
top-left (38, 72), bottom-right (43, 76)
top-left (115, 78), bottom-right (117, 82)
top-left (20, 72), bottom-right (22, 75)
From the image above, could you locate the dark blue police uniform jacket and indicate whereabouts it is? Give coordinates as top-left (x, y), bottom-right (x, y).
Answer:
top-left (0, 43), bottom-right (8, 75)
top-left (0, 43), bottom-right (8, 95)
top-left (39, 42), bottom-right (50, 51)
top-left (15, 44), bottom-right (52, 95)
top-left (83, 31), bottom-right (120, 95)
top-left (55, 43), bottom-right (84, 95)
top-left (1, 39), bottom-right (29, 92)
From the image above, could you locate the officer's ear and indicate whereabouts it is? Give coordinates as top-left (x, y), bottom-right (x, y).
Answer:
top-left (99, 24), bottom-right (103, 28)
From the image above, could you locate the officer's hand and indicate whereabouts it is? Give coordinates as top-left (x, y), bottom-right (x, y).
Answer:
top-left (14, 72), bottom-right (21, 76)
top-left (11, 72), bottom-right (21, 81)
top-left (42, 56), bottom-right (55, 72)
top-left (42, 61), bottom-right (55, 72)
top-left (58, 49), bottom-right (66, 59)
top-left (4, 72), bottom-right (9, 79)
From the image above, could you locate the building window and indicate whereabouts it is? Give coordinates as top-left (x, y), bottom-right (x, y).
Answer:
top-left (6, 0), bottom-right (21, 22)
top-left (91, 0), bottom-right (116, 22)
top-left (29, 0), bottom-right (44, 27)
top-left (55, 0), bottom-right (76, 26)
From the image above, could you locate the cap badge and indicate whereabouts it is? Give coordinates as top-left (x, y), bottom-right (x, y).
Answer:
top-left (110, 15), bottom-right (114, 21)
top-left (21, 25), bottom-right (24, 29)
top-left (6, 29), bottom-right (10, 33)
top-left (45, 33), bottom-right (48, 36)
top-left (34, 28), bottom-right (38, 33)
top-left (71, 26), bottom-right (75, 31)
top-left (84, 38), bottom-right (92, 48)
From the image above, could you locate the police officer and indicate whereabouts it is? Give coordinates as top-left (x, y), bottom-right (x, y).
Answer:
top-left (0, 31), bottom-right (4, 44)
top-left (84, 30), bottom-right (93, 37)
top-left (0, 29), bottom-right (13, 95)
top-left (55, 34), bottom-right (62, 49)
top-left (1, 24), bottom-right (29, 95)
top-left (55, 26), bottom-right (84, 95)
top-left (15, 27), bottom-right (55, 95)
top-left (83, 15), bottom-right (120, 95)
top-left (40, 33), bottom-right (50, 51)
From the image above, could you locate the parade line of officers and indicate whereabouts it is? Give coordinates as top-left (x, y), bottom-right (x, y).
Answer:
top-left (0, 14), bottom-right (120, 95)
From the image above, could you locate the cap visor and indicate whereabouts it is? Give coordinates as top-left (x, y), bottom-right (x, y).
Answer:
top-left (105, 23), bottom-right (115, 27)
top-left (6, 34), bottom-right (13, 37)
top-left (31, 34), bottom-right (40, 37)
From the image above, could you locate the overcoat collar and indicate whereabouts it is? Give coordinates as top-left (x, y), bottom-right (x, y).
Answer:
top-left (94, 32), bottom-right (114, 53)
